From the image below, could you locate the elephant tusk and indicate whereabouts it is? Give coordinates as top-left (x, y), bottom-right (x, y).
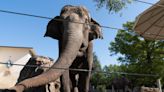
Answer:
top-left (35, 67), bottom-right (39, 72)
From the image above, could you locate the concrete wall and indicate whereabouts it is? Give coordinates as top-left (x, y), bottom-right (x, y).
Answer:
top-left (0, 47), bottom-right (34, 88)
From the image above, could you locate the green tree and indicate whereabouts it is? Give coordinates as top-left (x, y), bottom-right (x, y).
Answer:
top-left (97, 85), bottom-right (107, 92)
top-left (91, 53), bottom-right (106, 91)
top-left (93, 52), bottom-right (102, 71)
top-left (93, 0), bottom-right (133, 13)
top-left (91, 55), bottom-right (125, 90)
top-left (103, 64), bottom-right (124, 88)
top-left (109, 21), bottom-right (164, 86)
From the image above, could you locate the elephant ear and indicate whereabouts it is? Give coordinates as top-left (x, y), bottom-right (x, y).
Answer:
top-left (44, 16), bottom-right (62, 40)
top-left (89, 18), bottom-right (103, 41)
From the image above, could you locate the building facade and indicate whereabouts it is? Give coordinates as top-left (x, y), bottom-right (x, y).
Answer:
top-left (0, 46), bottom-right (35, 88)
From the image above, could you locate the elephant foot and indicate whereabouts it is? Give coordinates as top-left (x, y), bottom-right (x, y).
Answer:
top-left (5, 84), bottom-right (26, 92)
top-left (74, 87), bottom-right (79, 92)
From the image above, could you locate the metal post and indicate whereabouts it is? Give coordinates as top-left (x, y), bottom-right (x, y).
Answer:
top-left (112, 85), bottom-right (115, 92)
top-left (157, 78), bottom-right (162, 92)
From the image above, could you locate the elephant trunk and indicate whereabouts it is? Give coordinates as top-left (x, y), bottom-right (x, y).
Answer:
top-left (17, 15), bottom-right (84, 89)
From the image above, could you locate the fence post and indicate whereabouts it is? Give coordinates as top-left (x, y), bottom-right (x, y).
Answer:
top-left (157, 78), bottom-right (162, 92)
top-left (112, 85), bottom-right (115, 92)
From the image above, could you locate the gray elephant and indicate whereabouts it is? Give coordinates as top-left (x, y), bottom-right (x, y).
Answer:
top-left (45, 6), bottom-right (102, 92)
top-left (6, 5), bottom-right (102, 92)
top-left (17, 56), bottom-right (60, 92)
top-left (111, 76), bottom-right (132, 92)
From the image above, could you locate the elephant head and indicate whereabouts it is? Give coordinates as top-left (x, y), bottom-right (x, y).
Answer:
top-left (44, 5), bottom-right (103, 41)
top-left (17, 56), bottom-right (54, 83)
top-left (45, 5), bottom-right (103, 56)
top-left (34, 56), bottom-right (53, 72)
top-left (8, 5), bottom-right (102, 92)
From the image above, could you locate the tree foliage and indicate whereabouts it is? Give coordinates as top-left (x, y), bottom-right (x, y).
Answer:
top-left (92, 0), bottom-right (164, 88)
top-left (109, 21), bottom-right (164, 86)
top-left (93, 0), bottom-right (133, 13)
top-left (103, 64), bottom-right (123, 88)
top-left (91, 53), bottom-right (107, 91)
top-left (91, 53), bottom-right (125, 90)
top-left (91, 21), bottom-right (164, 88)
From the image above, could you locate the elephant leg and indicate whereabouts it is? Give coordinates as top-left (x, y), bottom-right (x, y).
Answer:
top-left (70, 71), bottom-right (78, 92)
top-left (78, 70), bottom-right (91, 92)
top-left (78, 64), bottom-right (91, 92)
top-left (60, 70), bottom-right (71, 92)
top-left (78, 42), bottom-right (93, 92)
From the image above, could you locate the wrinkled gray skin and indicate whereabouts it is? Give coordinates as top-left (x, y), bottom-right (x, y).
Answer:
top-left (17, 56), bottom-right (59, 92)
top-left (59, 42), bottom-right (94, 92)
top-left (17, 57), bottom-right (47, 92)
top-left (57, 17), bottom-right (102, 92)
top-left (6, 5), bottom-right (102, 92)
top-left (47, 5), bottom-right (102, 92)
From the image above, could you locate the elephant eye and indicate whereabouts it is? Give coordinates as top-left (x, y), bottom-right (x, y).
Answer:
top-left (85, 18), bottom-right (89, 23)
top-left (84, 19), bottom-right (90, 29)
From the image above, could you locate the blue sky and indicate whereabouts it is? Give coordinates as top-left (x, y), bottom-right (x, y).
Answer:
top-left (0, 0), bottom-right (158, 67)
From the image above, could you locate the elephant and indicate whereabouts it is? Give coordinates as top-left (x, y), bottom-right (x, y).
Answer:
top-left (111, 76), bottom-right (132, 92)
top-left (58, 20), bottom-right (101, 92)
top-left (46, 6), bottom-right (102, 92)
top-left (6, 5), bottom-right (103, 92)
top-left (17, 56), bottom-right (60, 92)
